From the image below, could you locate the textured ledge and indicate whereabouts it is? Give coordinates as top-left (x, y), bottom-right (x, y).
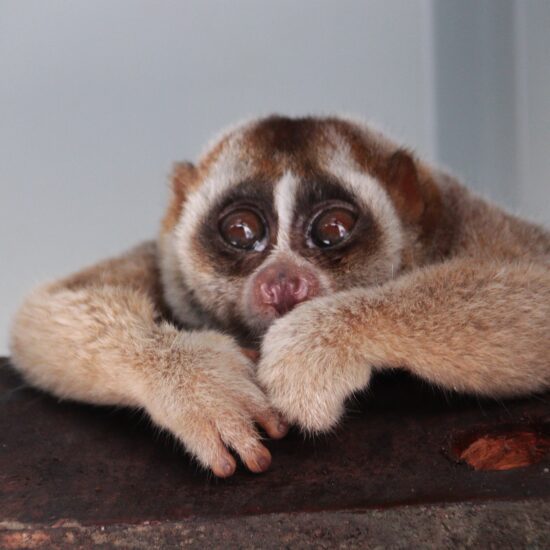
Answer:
top-left (1, 501), bottom-right (549, 549)
top-left (1, 357), bottom-right (548, 547)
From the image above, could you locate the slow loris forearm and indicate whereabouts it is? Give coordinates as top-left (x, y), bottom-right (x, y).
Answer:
top-left (10, 243), bottom-right (286, 476)
top-left (258, 258), bottom-right (550, 432)
top-left (10, 243), bottom-right (164, 406)
top-left (358, 259), bottom-right (549, 394)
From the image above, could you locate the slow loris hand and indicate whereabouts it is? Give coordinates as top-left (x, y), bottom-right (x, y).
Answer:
top-left (257, 294), bottom-right (373, 433)
top-left (142, 330), bottom-right (288, 477)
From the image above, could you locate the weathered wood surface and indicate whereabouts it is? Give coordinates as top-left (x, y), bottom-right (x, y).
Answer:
top-left (1, 357), bottom-right (548, 547)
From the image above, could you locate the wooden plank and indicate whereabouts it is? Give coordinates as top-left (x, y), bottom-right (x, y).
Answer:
top-left (1, 357), bottom-right (548, 545)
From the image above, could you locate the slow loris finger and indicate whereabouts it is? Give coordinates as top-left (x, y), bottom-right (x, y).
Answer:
top-left (254, 408), bottom-right (289, 439)
top-left (216, 416), bottom-right (272, 474)
top-left (173, 421), bottom-right (237, 478)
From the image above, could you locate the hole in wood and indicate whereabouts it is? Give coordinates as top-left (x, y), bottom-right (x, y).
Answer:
top-left (450, 421), bottom-right (550, 471)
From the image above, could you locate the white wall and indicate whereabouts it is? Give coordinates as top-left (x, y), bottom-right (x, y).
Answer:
top-left (515, 0), bottom-right (550, 225)
top-left (433, 0), bottom-right (519, 212)
top-left (432, 0), bottom-right (549, 226)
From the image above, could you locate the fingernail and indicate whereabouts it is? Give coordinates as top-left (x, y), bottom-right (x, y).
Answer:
top-left (222, 460), bottom-right (234, 476)
top-left (257, 454), bottom-right (271, 471)
top-left (278, 421), bottom-right (288, 434)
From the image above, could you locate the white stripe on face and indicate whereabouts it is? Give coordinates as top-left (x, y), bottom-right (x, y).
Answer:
top-left (273, 171), bottom-right (299, 251)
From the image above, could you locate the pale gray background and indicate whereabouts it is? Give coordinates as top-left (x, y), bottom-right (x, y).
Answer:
top-left (1, 0), bottom-right (549, 355)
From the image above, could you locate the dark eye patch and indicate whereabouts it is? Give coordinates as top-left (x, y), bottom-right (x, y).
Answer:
top-left (290, 174), bottom-right (380, 269)
top-left (294, 175), bottom-right (357, 213)
top-left (194, 180), bottom-right (277, 277)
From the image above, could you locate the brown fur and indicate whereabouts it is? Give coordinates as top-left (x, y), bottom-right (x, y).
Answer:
top-left (161, 162), bottom-right (199, 234)
top-left (9, 115), bottom-right (550, 476)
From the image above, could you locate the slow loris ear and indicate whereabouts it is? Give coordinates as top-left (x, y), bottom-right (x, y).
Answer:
top-left (171, 161), bottom-right (198, 203)
top-left (161, 162), bottom-right (198, 233)
top-left (384, 150), bottom-right (425, 224)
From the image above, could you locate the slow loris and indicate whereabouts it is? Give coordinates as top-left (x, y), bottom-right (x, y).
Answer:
top-left (10, 116), bottom-right (550, 477)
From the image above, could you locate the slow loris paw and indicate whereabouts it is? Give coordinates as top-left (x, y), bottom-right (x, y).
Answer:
top-left (142, 331), bottom-right (287, 478)
top-left (257, 297), bottom-right (372, 433)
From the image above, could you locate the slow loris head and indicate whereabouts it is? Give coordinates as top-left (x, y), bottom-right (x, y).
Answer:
top-left (159, 115), bottom-right (443, 338)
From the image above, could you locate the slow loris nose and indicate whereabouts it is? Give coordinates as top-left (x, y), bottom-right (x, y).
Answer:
top-left (256, 262), bottom-right (318, 315)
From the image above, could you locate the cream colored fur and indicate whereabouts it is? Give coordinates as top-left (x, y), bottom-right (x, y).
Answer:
top-left (273, 171), bottom-right (299, 251)
top-left (9, 116), bottom-right (550, 477)
top-left (10, 243), bottom-right (286, 477)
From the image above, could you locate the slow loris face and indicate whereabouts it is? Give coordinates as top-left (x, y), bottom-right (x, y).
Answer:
top-left (161, 116), bottom-right (439, 336)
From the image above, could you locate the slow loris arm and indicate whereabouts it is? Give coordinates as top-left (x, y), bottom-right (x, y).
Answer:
top-left (10, 242), bottom-right (286, 476)
top-left (258, 258), bottom-right (550, 432)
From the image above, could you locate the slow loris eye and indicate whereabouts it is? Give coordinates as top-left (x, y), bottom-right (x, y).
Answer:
top-left (219, 208), bottom-right (267, 251)
top-left (309, 206), bottom-right (357, 248)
